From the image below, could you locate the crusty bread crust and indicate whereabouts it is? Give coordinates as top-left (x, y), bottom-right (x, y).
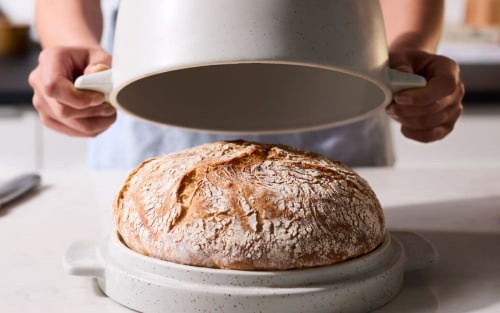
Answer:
top-left (113, 140), bottom-right (385, 270)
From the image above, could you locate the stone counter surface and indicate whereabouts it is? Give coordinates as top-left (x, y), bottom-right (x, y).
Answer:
top-left (0, 167), bottom-right (499, 312)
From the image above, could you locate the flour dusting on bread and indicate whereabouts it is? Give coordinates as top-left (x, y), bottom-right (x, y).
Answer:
top-left (114, 140), bottom-right (385, 270)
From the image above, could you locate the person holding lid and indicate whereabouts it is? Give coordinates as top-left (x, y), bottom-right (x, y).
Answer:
top-left (29, 0), bottom-right (464, 170)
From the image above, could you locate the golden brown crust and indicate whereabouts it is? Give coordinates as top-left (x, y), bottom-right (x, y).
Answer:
top-left (113, 140), bottom-right (385, 270)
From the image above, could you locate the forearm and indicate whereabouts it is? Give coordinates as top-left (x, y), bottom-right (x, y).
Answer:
top-left (35, 0), bottom-right (103, 48)
top-left (380, 0), bottom-right (444, 53)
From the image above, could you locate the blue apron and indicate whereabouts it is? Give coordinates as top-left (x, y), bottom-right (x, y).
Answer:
top-left (89, 1), bottom-right (394, 170)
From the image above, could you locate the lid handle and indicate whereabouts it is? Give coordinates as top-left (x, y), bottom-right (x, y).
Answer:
top-left (74, 69), bottom-right (113, 102)
top-left (388, 68), bottom-right (427, 93)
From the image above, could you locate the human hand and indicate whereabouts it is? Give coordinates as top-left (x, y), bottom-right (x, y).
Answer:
top-left (29, 46), bottom-right (116, 137)
top-left (386, 50), bottom-right (465, 142)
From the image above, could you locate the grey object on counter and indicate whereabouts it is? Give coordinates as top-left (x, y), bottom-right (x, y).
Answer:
top-left (0, 173), bottom-right (41, 208)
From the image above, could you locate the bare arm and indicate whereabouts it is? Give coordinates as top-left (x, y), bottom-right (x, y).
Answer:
top-left (379, 0), bottom-right (464, 143)
top-left (35, 0), bottom-right (103, 48)
top-left (380, 0), bottom-right (444, 53)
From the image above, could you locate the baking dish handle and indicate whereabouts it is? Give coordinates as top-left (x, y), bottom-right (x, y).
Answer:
top-left (392, 231), bottom-right (438, 272)
top-left (63, 241), bottom-right (105, 278)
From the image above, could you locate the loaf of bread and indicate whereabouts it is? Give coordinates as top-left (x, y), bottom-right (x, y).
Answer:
top-left (113, 140), bottom-right (385, 270)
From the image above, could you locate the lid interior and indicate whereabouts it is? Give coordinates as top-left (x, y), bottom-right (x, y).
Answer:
top-left (116, 63), bottom-right (388, 133)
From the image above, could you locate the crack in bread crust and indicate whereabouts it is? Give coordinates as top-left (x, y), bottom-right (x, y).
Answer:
top-left (113, 140), bottom-right (385, 270)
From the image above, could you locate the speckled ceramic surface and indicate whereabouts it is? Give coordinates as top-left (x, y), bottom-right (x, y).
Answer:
top-left (64, 231), bottom-right (437, 313)
top-left (75, 0), bottom-right (425, 134)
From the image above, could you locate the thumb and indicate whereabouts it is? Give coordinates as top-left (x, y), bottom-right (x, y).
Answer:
top-left (389, 51), bottom-right (414, 74)
top-left (393, 64), bottom-right (414, 74)
top-left (84, 63), bottom-right (110, 74)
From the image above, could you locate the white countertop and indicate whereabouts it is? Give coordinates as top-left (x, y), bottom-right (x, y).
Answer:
top-left (1, 167), bottom-right (499, 313)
